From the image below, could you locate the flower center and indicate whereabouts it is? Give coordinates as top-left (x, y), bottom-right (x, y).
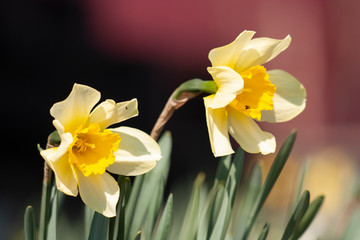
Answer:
top-left (229, 65), bottom-right (276, 120)
top-left (69, 123), bottom-right (121, 177)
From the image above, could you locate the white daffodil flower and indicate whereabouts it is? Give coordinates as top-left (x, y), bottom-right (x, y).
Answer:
top-left (204, 30), bottom-right (306, 157)
top-left (41, 83), bottom-right (162, 217)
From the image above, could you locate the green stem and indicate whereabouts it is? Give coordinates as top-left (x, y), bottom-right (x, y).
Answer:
top-left (172, 79), bottom-right (217, 99)
top-left (38, 162), bottom-right (52, 240)
top-left (38, 136), bottom-right (57, 240)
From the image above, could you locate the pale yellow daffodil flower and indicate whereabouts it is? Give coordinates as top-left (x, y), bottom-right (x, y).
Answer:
top-left (40, 84), bottom-right (162, 217)
top-left (204, 30), bottom-right (306, 157)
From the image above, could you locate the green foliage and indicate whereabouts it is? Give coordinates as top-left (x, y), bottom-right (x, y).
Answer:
top-left (27, 131), bottom-right (347, 240)
top-left (24, 206), bottom-right (37, 240)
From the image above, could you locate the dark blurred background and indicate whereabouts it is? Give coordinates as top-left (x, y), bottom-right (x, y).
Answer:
top-left (1, 0), bottom-right (360, 239)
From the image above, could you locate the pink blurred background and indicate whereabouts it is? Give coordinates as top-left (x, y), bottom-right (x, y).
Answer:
top-left (81, 0), bottom-right (360, 154)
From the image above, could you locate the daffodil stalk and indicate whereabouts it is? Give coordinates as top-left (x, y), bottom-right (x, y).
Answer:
top-left (38, 135), bottom-right (57, 240)
top-left (150, 79), bottom-right (217, 141)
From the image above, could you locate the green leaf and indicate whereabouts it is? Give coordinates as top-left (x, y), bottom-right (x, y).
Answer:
top-left (213, 155), bottom-right (231, 187)
top-left (281, 190), bottom-right (310, 240)
top-left (142, 178), bottom-right (165, 239)
top-left (179, 172), bottom-right (206, 240)
top-left (39, 177), bottom-right (52, 240)
top-left (133, 231), bottom-right (141, 240)
top-left (46, 184), bottom-right (59, 240)
top-left (196, 183), bottom-right (224, 240)
top-left (84, 206), bottom-right (95, 240)
top-left (24, 206), bottom-right (36, 240)
top-left (209, 191), bottom-right (229, 240)
top-left (152, 194), bottom-right (173, 240)
top-left (109, 176), bottom-right (131, 240)
top-left (125, 132), bottom-right (172, 240)
top-left (49, 130), bottom-right (61, 146)
top-left (224, 147), bottom-right (244, 209)
top-left (242, 130), bottom-right (297, 239)
top-left (88, 212), bottom-right (109, 240)
top-left (173, 79), bottom-right (217, 99)
top-left (257, 223), bottom-right (270, 240)
top-left (216, 148), bottom-right (245, 240)
top-left (290, 195), bottom-right (324, 240)
top-left (233, 162), bottom-right (262, 239)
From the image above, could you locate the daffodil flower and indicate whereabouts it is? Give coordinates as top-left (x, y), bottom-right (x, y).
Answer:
top-left (40, 84), bottom-right (162, 217)
top-left (204, 30), bottom-right (306, 157)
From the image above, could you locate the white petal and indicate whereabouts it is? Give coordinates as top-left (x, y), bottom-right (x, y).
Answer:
top-left (106, 127), bottom-right (162, 176)
top-left (234, 35), bottom-right (291, 72)
top-left (50, 84), bottom-right (101, 134)
top-left (227, 108), bottom-right (276, 154)
top-left (76, 170), bottom-right (119, 217)
top-left (89, 98), bottom-right (139, 130)
top-left (207, 66), bottom-right (244, 109)
top-left (40, 133), bottom-right (78, 196)
top-left (261, 70), bottom-right (306, 123)
top-left (204, 95), bottom-right (234, 157)
top-left (209, 30), bottom-right (256, 68)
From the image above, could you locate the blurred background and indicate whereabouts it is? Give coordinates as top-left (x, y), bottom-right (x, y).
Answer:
top-left (1, 0), bottom-right (360, 239)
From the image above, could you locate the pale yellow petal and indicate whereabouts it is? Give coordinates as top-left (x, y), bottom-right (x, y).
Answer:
top-left (40, 133), bottom-right (78, 196)
top-left (204, 95), bottom-right (234, 157)
top-left (261, 70), bottom-right (306, 123)
top-left (234, 35), bottom-right (291, 72)
top-left (76, 170), bottom-right (119, 217)
top-left (207, 66), bottom-right (244, 109)
top-left (89, 98), bottom-right (138, 130)
top-left (52, 119), bottom-right (65, 135)
top-left (50, 84), bottom-right (101, 134)
top-left (106, 127), bottom-right (161, 176)
top-left (209, 30), bottom-right (256, 68)
top-left (227, 108), bottom-right (276, 154)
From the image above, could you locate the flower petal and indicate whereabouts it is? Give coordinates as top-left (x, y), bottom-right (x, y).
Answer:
top-left (76, 170), bottom-right (119, 217)
top-left (209, 30), bottom-right (256, 68)
top-left (89, 98), bottom-right (138, 130)
top-left (106, 127), bottom-right (162, 176)
top-left (40, 133), bottom-right (78, 196)
top-left (261, 70), bottom-right (306, 123)
top-left (227, 108), bottom-right (276, 154)
top-left (234, 35), bottom-right (291, 73)
top-left (50, 84), bottom-right (101, 134)
top-left (204, 95), bottom-right (234, 157)
top-left (207, 66), bottom-right (244, 109)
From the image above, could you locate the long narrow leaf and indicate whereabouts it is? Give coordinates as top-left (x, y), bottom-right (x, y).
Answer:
top-left (143, 178), bottom-right (165, 239)
top-left (281, 190), bottom-right (310, 240)
top-left (116, 177), bottom-right (131, 240)
top-left (209, 192), bottom-right (229, 240)
top-left (290, 195), bottom-right (324, 240)
top-left (88, 212), bottom-right (109, 240)
top-left (196, 183), bottom-right (224, 240)
top-left (39, 177), bottom-right (52, 240)
top-left (219, 148), bottom-right (245, 240)
top-left (257, 223), bottom-right (270, 240)
top-left (126, 132), bottom-right (172, 240)
top-left (152, 194), bottom-right (173, 240)
top-left (179, 173), bottom-right (206, 240)
top-left (84, 206), bottom-right (95, 240)
top-left (109, 176), bottom-right (131, 240)
top-left (233, 163), bottom-right (262, 239)
top-left (46, 184), bottom-right (58, 240)
top-left (225, 148), bottom-right (244, 207)
top-left (24, 206), bottom-right (36, 240)
top-left (242, 130), bottom-right (297, 239)
top-left (214, 155), bottom-right (231, 186)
